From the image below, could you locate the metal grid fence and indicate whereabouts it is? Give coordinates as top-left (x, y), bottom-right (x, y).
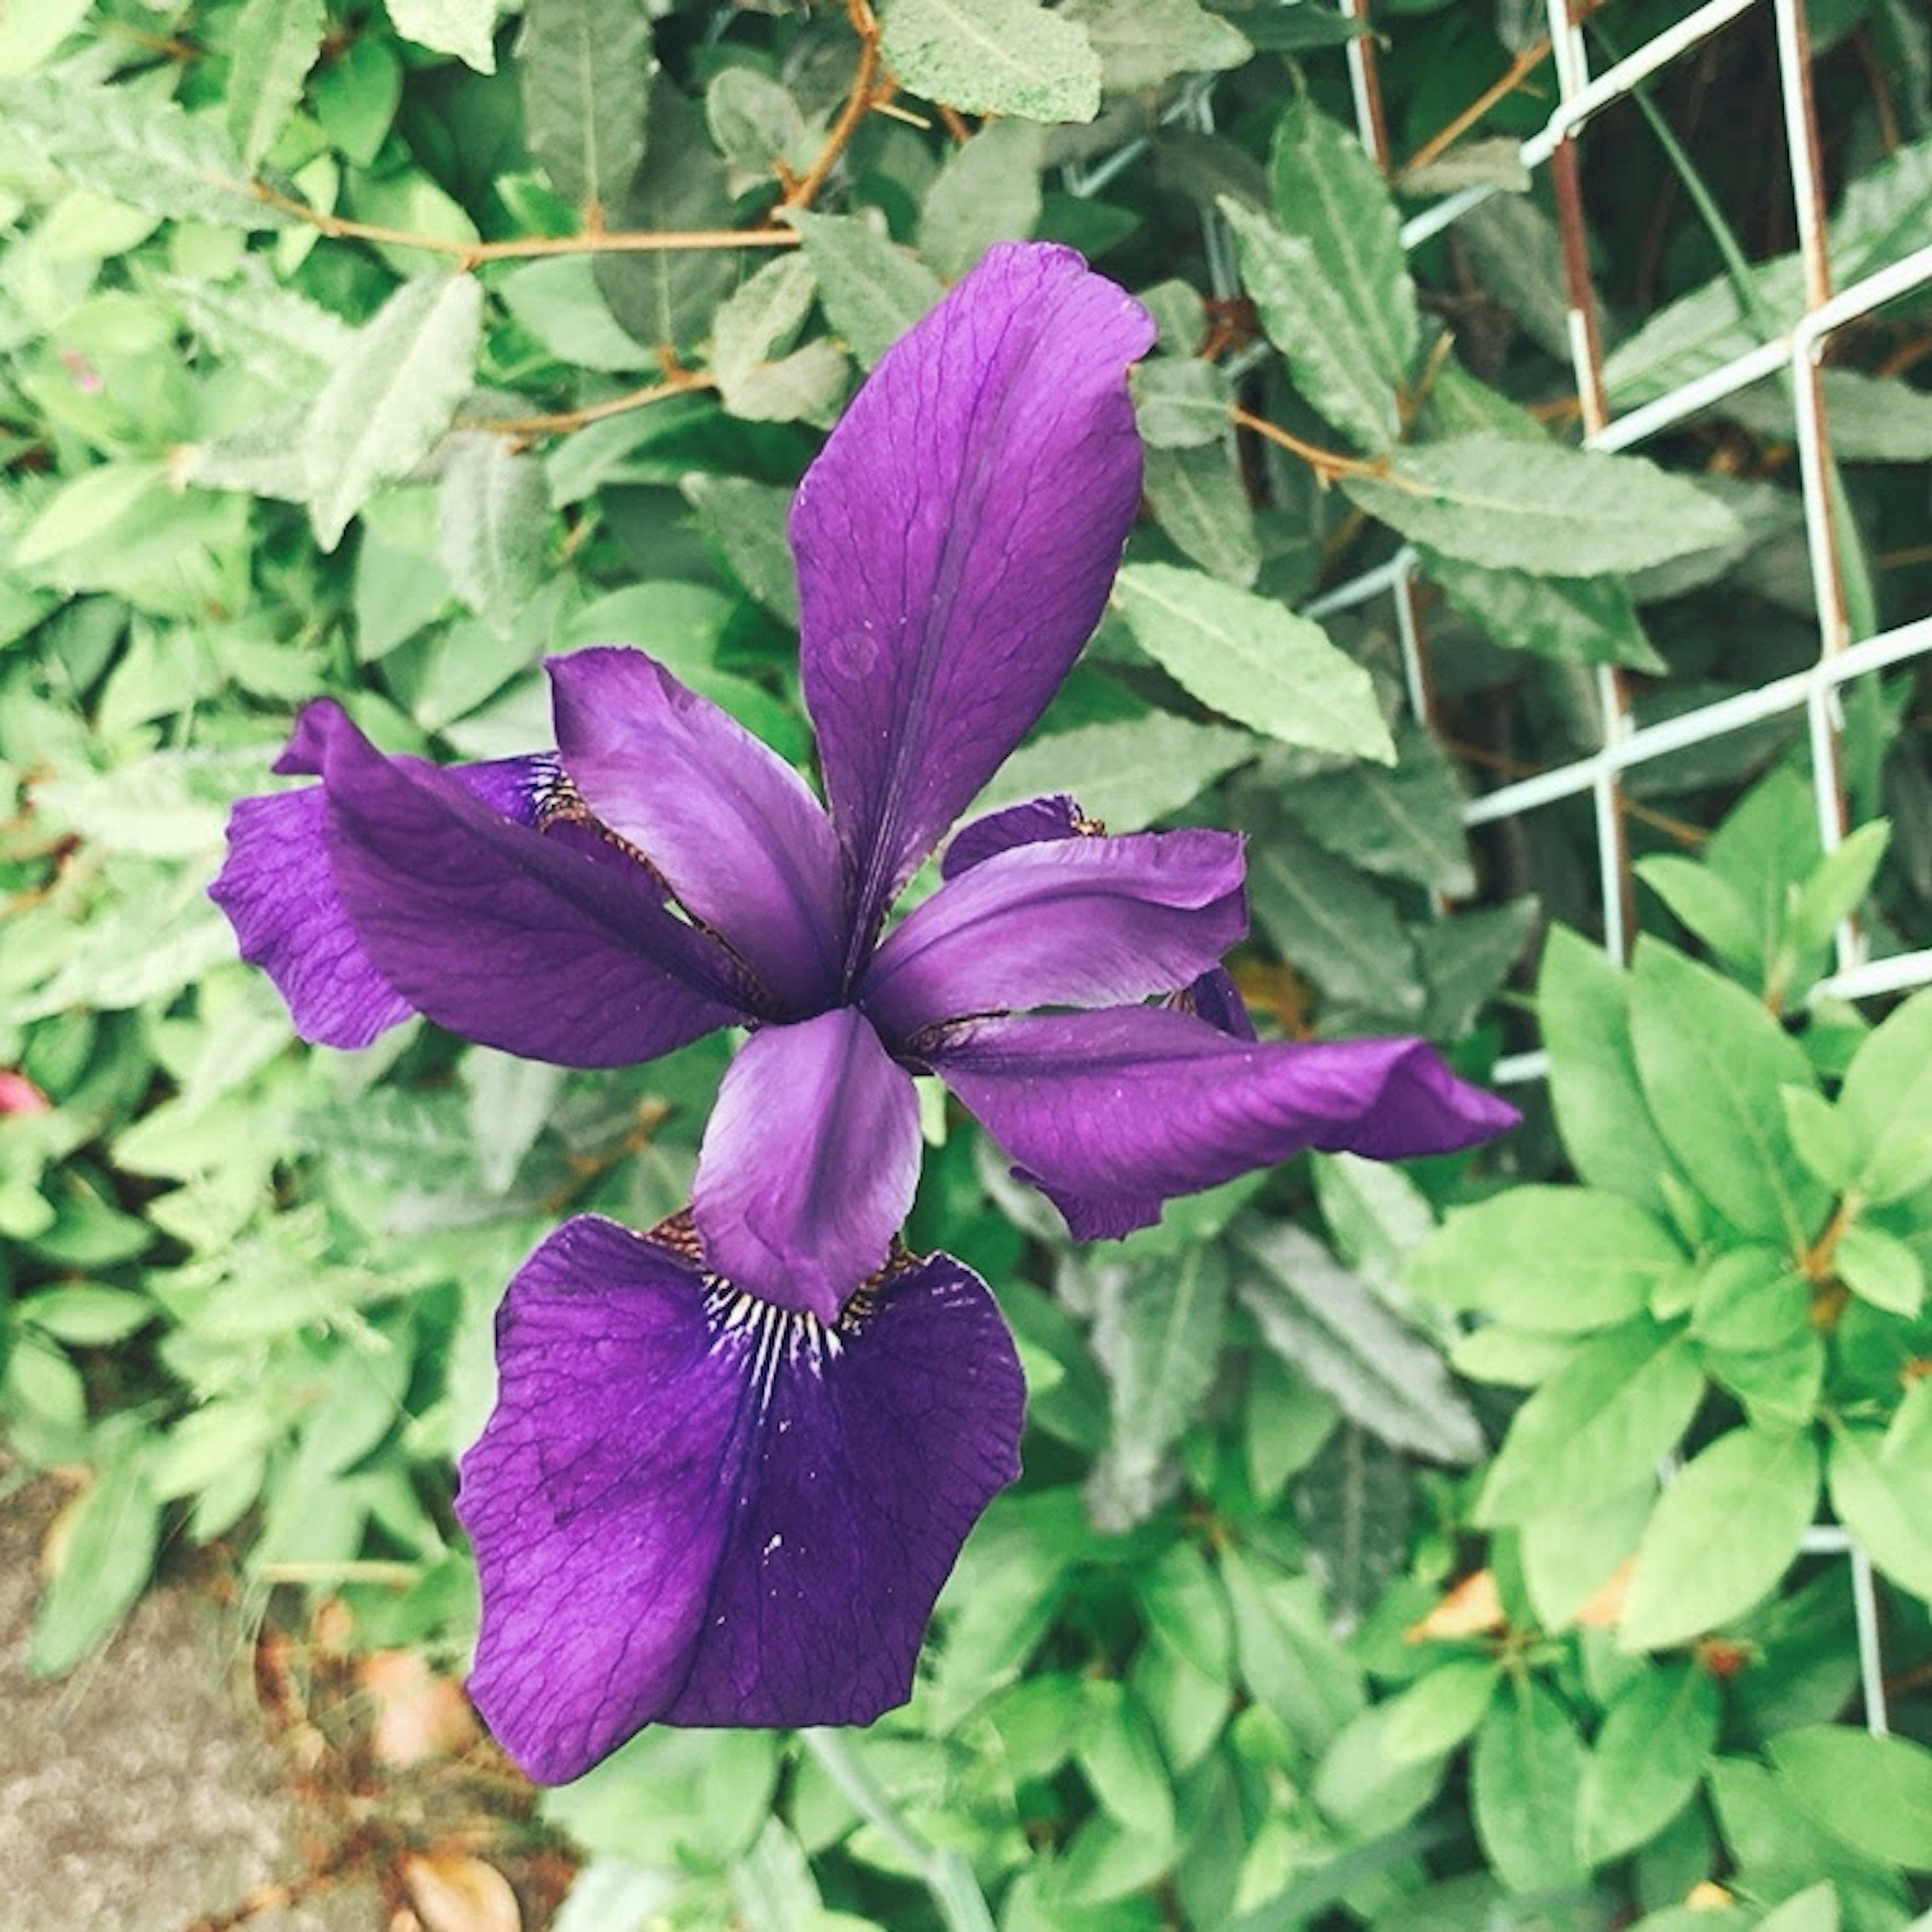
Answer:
top-left (1065, 0), bottom-right (1928, 1738)
top-left (1322, 0), bottom-right (1923, 1739)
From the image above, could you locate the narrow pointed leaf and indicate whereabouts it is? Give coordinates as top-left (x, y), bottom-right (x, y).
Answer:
top-left (227, 0), bottom-right (327, 170)
top-left (515, 0), bottom-right (654, 210)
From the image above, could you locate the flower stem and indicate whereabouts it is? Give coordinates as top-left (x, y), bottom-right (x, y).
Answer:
top-left (798, 1729), bottom-right (996, 1932)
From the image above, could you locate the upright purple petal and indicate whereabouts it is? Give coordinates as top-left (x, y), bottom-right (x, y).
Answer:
top-left (861, 830), bottom-right (1248, 1044)
top-left (457, 1217), bottom-right (1024, 1783)
top-left (942, 794), bottom-right (1088, 878)
top-left (300, 700), bottom-right (751, 1066)
top-left (692, 1009), bottom-right (921, 1323)
top-left (209, 750), bottom-right (559, 1050)
top-left (929, 1006), bottom-right (1518, 1239)
top-left (791, 244), bottom-right (1155, 958)
top-left (548, 649), bottom-right (845, 1015)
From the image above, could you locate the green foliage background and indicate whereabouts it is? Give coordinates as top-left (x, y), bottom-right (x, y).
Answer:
top-left (2, 0), bottom-right (1931, 1926)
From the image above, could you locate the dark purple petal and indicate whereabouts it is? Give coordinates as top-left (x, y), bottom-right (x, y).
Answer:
top-left (548, 649), bottom-right (844, 1015)
top-left (861, 830), bottom-right (1248, 1044)
top-left (456, 1217), bottom-right (1024, 1782)
top-left (692, 1009), bottom-right (921, 1323)
top-left (942, 794), bottom-right (1088, 878)
top-left (301, 699), bottom-right (750, 1066)
top-left (1171, 966), bottom-right (1257, 1042)
top-left (791, 244), bottom-right (1155, 955)
top-left (209, 749), bottom-right (559, 1050)
top-left (929, 1006), bottom-right (1518, 1239)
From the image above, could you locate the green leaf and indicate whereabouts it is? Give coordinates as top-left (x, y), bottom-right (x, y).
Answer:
top-left (1244, 808), bottom-right (1422, 1018)
top-left (1380, 1659), bottom-right (1499, 1764)
top-left (515, 0), bottom-right (654, 210)
top-left (879, 0), bottom-right (1101, 122)
top-left (0, 77), bottom-right (292, 229)
top-left (1408, 1186), bottom-right (1686, 1334)
top-left (387, 0), bottom-right (501, 71)
top-left (706, 68), bottom-right (811, 182)
top-left (1418, 899), bottom-right (1538, 1040)
top-left (1782, 1086), bottom-right (1856, 1192)
top-left (304, 273), bottom-right (484, 550)
top-left (1688, 1246), bottom-right (1811, 1353)
top-left (973, 712), bottom-right (1256, 832)
top-left (1219, 1548), bottom-right (1363, 1751)
top-left (0, 0), bottom-right (89, 75)
top-left (1077, 1680), bottom-right (1176, 1841)
top-left (1578, 1664), bottom-right (1720, 1862)
top-left (682, 473), bottom-right (798, 625)
top-left (1233, 1220), bottom-right (1484, 1464)
top-left (1754, 1887), bottom-right (1840, 1932)
top-left (1729, 366), bottom-right (1932, 461)
top-left (17, 1285), bottom-right (153, 1345)
top-left (1294, 1422), bottom-right (1413, 1623)
top-left (919, 119), bottom-right (1045, 279)
top-left (1519, 1484), bottom-right (1651, 1631)
top-left (1113, 564), bottom-right (1392, 762)
top-left (1470, 1679), bottom-right (1587, 1895)
top-left (1619, 1426), bottom-right (1820, 1651)
top-left (164, 270), bottom-right (354, 393)
top-left (1345, 434), bottom-right (1742, 576)
top-left (227, 0), bottom-right (327, 171)
top-left (1133, 357), bottom-right (1234, 448)
top-left (1281, 721), bottom-right (1473, 894)
top-left (1827, 1400), bottom-right (1932, 1601)
top-left (1266, 98), bottom-right (1417, 390)
top-left (1629, 939), bottom-right (1830, 1248)
top-left (786, 209), bottom-right (944, 370)
top-left (28, 1450), bottom-right (162, 1677)
top-left (1789, 820), bottom-right (1890, 957)
top-left (1418, 545), bottom-right (1665, 672)
top-left (712, 255), bottom-right (847, 423)
top-left (1835, 1222), bottom-right (1924, 1318)
top-left (1766, 1727), bottom-right (1932, 1871)
top-left (1059, 0), bottom-right (1251, 91)
top-left (1218, 197), bottom-right (1399, 453)
top-left (1538, 926), bottom-right (1680, 1216)
top-left (1636, 855), bottom-right (1762, 973)
top-left (1838, 987), bottom-right (1932, 1203)
top-left (1086, 1245), bottom-right (1228, 1530)
top-left (436, 433), bottom-right (549, 631)
top-left (1476, 1317), bottom-right (1702, 1525)
top-left (1141, 441), bottom-right (1259, 586)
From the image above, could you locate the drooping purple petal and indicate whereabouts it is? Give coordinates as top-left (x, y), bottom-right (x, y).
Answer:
top-left (791, 244), bottom-right (1155, 958)
top-left (298, 699), bottom-right (751, 1066)
top-left (942, 794), bottom-right (1088, 878)
top-left (861, 830), bottom-right (1248, 1044)
top-left (548, 649), bottom-right (845, 1015)
top-left (457, 1216), bottom-right (1024, 1783)
top-left (929, 1006), bottom-right (1518, 1239)
top-left (692, 1009), bottom-right (921, 1323)
top-left (209, 750), bottom-right (560, 1050)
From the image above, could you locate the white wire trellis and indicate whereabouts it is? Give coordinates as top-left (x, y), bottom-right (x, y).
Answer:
top-left (1324, 0), bottom-right (1920, 1737)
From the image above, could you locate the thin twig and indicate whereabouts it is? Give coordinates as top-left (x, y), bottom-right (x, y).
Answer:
top-left (783, 0), bottom-right (887, 210)
top-left (1230, 405), bottom-right (1390, 485)
top-left (1402, 40), bottom-right (1551, 178)
top-left (247, 180), bottom-right (796, 267)
top-left (455, 370), bottom-right (712, 439)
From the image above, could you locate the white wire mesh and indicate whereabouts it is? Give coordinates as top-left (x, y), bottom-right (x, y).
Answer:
top-left (1319, 0), bottom-right (1920, 1735)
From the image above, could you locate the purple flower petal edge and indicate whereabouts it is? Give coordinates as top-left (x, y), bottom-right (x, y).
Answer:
top-left (456, 1216), bottom-right (1024, 1784)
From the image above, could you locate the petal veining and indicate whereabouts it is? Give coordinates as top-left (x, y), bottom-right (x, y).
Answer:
top-left (300, 699), bottom-right (751, 1066)
top-left (929, 1006), bottom-right (1518, 1239)
top-left (209, 746), bottom-right (560, 1050)
top-left (791, 244), bottom-right (1155, 960)
top-left (861, 829), bottom-right (1247, 1044)
top-left (692, 1008), bottom-right (921, 1322)
top-left (549, 649), bottom-right (845, 1014)
top-left (456, 1217), bottom-right (1024, 1782)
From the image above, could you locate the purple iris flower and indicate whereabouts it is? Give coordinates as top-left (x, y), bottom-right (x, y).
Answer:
top-left (209, 244), bottom-right (1515, 1784)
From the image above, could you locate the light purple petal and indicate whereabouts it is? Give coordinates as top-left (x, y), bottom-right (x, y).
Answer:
top-left (929, 1006), bottom-right (1519, 1239)
top-left (861, 830), bottom-right (1247, 1044)
top-left (791, 244), bottom-right (1155, 956)
top-left (456, 1217), bottom-right (1024, 1782)
top-left (209, 749), bottom-right (559, 1050)
top-left (692, 1009), bottom-right (921, 1323)
top-left (299, 699), bottom-right (751, 1066)
top-left (548, 649), bottom-right (845, 1015)
top-left (942, 794), bottom-right (1088, 878)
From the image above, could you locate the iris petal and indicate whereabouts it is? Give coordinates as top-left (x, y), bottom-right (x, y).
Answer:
top-left (941, 794), bottom-right (1087, 878)
top-left (792, 244), bottom-right (1155, 958)
top-left (861, 830), bottom-right (1248, 1044)
top-left (692, 1008), bottom-right (921, 1323)
top-left (300, 699), bottom-right (750, 1067)
top-left (929, 1006), bottom-right (1519, 1238)
top-left (209, 748), bottom-right (558, 1050)
top-left (457, 1217), bottom-right (1024, 1784)
top-left (549, 649), bottom-right (845, 1015)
